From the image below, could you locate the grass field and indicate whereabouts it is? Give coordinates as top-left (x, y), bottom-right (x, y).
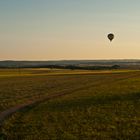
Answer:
top-left (0, 69), bottom-right (140, 139)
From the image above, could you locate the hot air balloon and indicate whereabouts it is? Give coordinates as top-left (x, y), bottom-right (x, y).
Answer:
top-left (108, 33), bottom-right (114, 42)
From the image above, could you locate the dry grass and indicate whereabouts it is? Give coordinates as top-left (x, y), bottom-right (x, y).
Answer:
top-left (0, 69), bottom-right (140, 139)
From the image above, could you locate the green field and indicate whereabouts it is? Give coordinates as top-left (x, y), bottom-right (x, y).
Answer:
top-left (0, 69), bottom-right (140, 139)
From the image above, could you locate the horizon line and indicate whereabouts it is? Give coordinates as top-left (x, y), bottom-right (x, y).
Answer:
top-left (0, 59), bottom-right (140, 62)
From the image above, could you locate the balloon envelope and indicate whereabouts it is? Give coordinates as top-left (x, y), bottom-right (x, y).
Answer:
top-left (108, 33), bottom-right (114, 42)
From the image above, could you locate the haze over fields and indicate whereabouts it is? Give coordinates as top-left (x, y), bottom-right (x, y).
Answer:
top-left (0, 0), bottom-right (140, 60)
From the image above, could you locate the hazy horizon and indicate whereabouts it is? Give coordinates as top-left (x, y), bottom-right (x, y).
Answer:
top-left (1, 0), bottom-right (140, 60)
top-left (2, 58), bottom-right (140, 61)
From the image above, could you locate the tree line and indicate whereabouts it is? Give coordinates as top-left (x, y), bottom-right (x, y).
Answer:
top-left (0, 64), bottom-right (120, 70)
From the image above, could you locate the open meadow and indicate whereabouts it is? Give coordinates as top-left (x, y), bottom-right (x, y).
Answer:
top-left (0, 69), bottom-right (140, 139)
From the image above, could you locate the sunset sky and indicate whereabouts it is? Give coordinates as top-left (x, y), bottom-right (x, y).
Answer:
top-left (0, 0), bottom-right (140, 60)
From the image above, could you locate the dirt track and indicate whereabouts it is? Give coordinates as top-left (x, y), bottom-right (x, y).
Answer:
top-left (0, 82), bottom-right (96, 126)
top-left (0, 91), bottom-right (72, 126)
top-left (1, 72), bottom-right (139, 127)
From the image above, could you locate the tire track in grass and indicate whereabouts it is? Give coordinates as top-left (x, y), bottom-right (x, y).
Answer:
top-left (0, 82), bottom-right (102, 126)
top-left (0, 72), bottom-right (140, 127)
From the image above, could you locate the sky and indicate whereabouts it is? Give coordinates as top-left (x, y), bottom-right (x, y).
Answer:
top-left (0, 0), bottom-right (140, 60)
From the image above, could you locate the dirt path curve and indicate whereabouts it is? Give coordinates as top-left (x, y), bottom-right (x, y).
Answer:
top-left (0, 81), bottom-right (97, 126)
top-left (0, 72), bottom-right (139, 127)
top-left (0, 92), bottom-right (70, 126)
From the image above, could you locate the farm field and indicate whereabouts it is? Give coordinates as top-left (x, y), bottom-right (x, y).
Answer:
top-left (0, 69), bottom-right (140, 139)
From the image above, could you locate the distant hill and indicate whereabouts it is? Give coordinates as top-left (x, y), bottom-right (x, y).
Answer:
top-left (0, 60), bottom-right (140, 69)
